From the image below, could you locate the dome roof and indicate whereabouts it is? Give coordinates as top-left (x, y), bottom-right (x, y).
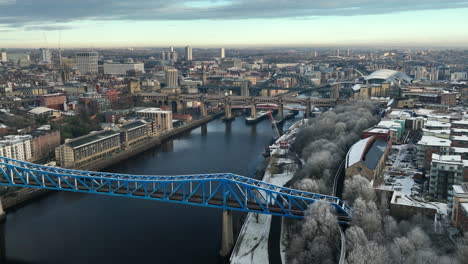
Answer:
top-left (365, 69), bottom-right (412, 84)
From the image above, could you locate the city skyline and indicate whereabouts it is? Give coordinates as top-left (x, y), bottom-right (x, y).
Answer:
top-left (0, 0), bottom-right (467, 48)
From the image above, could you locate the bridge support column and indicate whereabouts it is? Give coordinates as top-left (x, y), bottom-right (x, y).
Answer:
top-left (176, 101), bottom-right (184, 114)
top-left (278, 103), bottom-right (284, 120)
top-left (305, 102), bottom-right (312, 118)
top-left (220, 210), bottom-right (234, 257)
top-left (0, 201), bottom-right (6, 262)
top-left (200, 101), bottom-right (207, 117)
top-left (241, 81), bottom-right (249, 97)
top-left (250, 104), bottom-right (257, 118)
top-left (224, 104), bottom-right (233, 120)
top-left (331, 84), bottom-right (340, 99)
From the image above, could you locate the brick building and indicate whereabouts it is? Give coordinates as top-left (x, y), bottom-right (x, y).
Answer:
top-left (452, 184), bottom-right (468, 232)
top-left (31, 130), bottom-right (61, 162)
top-left (40, 93), bottom-right (67, 111)
top-left (345, 136), bottom-right (391, 185)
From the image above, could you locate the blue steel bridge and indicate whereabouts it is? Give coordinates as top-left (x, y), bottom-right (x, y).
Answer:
top-left (0, 157), bottom-right (351, 220)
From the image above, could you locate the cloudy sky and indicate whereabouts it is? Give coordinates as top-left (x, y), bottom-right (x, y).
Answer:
top-left (0, 0), bottom-right (467, 48)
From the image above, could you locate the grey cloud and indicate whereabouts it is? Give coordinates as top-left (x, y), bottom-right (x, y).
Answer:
top-left (0, 0), bottom-right (468, 29)
top-left (24, 25), bottom-right (74, 31)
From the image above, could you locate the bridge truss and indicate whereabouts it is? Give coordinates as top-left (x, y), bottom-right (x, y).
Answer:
top-left (0, 157), bottom-right (351, 220)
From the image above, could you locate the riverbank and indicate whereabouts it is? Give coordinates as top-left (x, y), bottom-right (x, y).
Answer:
top-left (230, 119), bottom-right (306, 264)
top-left (78, 112), bottom-right (223, 171)
top-left (0, 112), bottom-right (224, 211)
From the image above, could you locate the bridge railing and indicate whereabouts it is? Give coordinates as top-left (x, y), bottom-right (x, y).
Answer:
top-left (0, 157), bottom-right (351, 219)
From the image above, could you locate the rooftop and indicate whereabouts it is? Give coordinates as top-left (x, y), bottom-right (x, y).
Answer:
top-left (366, 127), bottom-right (389, 134)
top-left (453, 183), bottom-right (468, 194)
top-left (451, 147), bottom-right (468, 154)
top-left (346, 136), bottom-right (388, 170)
top-left (364, 69), bottom-right (412, 84)
top-left (425, 120), bottom-right (451, 128)
top-left (137, 108), bottom-right (171, 114)
top-left (363, 139), bottom-right (388, 170)
top-left (28, 107), bottom-right (57, 115)
top-left (417, 136), bottom-right (451, 147)
top-left (346, 137), bottom-right (373, 168)
top-left (67, 130), bottom-right (120, 149)
top-left (452, 120), bottom-right (468, 125)
top-left (121, 120), bottom-right (147, 130)
top-left (431, 153), bottom-right (462, 163)
top-left (452, 135), bottom-right (468, 142)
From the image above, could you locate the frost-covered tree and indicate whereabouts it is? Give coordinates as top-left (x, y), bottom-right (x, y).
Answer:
top-left (343, 175), bottom-right (376, 205)
top-left (288, 202), bottom-right (340, 264)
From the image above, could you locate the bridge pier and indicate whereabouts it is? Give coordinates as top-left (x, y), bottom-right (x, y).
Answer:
top-left (278, 103), bottom-right (284, 120)
top-left (223, 104), bottom-right (234, 121)
top-left (220, 210), bottom-right (234, 257)
top-left (305, 102), bottom-right (312, 118)
top-left (200, 101), bottom-right (207, 117)
top-left (250, 104), bottom-right (257, 118)
top-left (331, 84), bottom-right (340, 99)
top-left (176, 101), bottom-right (184, 114)
top-left (0, 201), bottom-right (6, 262)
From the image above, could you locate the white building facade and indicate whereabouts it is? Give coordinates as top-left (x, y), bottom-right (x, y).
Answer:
top-left (0, 135), bottom-right (33, 161)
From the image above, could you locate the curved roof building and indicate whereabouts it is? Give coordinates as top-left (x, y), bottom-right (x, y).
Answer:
top-left (365, 69), bottom-right (412, 85)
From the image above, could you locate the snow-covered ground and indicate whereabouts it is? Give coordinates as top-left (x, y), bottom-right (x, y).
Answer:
top-left (377, 144), bottom-right (421, 197)
top-left (230, 120), bottom-right (305, 264)
top-left (230, 163), bottom-right (297, 264)
top-left (377, 144), bottom-right (448, 215)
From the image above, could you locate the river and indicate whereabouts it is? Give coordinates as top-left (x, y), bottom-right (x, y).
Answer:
top-left (4, 114), bottom-right (301, 264)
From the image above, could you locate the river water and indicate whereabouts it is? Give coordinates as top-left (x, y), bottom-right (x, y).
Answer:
top-left (4, 114), bottom-right (300, 264)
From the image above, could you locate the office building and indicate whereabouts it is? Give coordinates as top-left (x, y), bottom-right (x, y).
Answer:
top-left (137, 108), bottom-right (173, 132)
top-left (7, 53), bottom-right (30, 63)
top-left (103, 63), bottom-right (145, 75)
top-left (39, 48), bottom-right (51, 63)
top-left (76, 51), bottom-right (99, 74)
top-left (165, 68), bottom-right (178, 88)
top-left (55, 130), bottom-right (121, 168)
top-left (220, 48), bottom-right (225, 59)
top-left (185, 46), bottom-right (192, 61)
top-left (1, 49), bottom-right (7, 62)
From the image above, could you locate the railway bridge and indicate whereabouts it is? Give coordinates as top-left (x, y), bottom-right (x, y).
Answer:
top-left (135, 93), bottom-right (337, 120)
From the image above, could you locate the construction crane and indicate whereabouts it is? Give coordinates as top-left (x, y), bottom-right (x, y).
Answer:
top-left (267, 111), bottom-right (281, 139)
